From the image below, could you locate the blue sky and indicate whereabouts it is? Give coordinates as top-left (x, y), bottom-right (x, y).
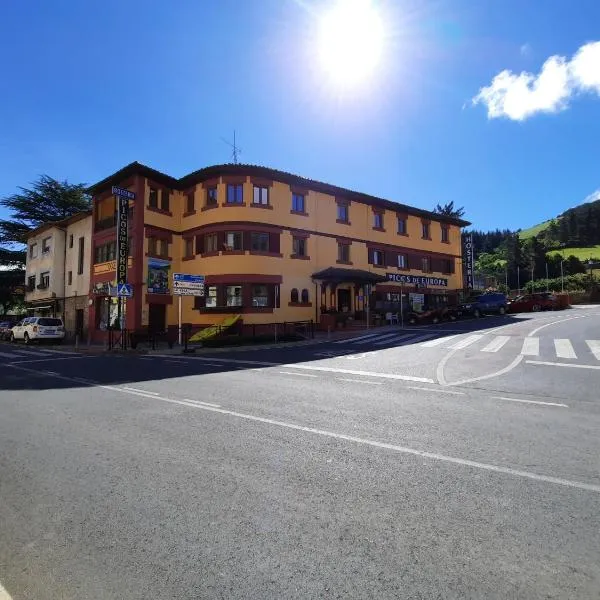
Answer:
top-left (1, 0), bottom-right (599, 232)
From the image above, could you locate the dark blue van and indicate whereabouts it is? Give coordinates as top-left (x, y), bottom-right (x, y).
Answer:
top-left (459, 292), bottom-right (507, 318)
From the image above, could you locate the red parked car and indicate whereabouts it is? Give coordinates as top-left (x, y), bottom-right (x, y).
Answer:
top-left (507, 293), bottom-right (558, 313)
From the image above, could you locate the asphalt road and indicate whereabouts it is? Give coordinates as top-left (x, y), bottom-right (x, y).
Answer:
top-left (1, 307), bottom-right (600, 599)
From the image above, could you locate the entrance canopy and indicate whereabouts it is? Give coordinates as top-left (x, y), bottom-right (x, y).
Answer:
top-left (312, 267), bottom-right (386, 286)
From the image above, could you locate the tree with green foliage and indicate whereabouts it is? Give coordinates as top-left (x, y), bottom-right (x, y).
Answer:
top-left (0, 175), bottom-right (90, 266)
top-left (433, 201), bottom-right (465, 219)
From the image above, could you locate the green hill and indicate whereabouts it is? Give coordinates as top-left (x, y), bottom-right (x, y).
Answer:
top-left (518, 219), bottom-right (555, 240)
top-left (547, 245), bottom-right (600, 261)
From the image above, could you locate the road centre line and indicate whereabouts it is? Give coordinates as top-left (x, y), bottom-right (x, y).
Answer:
top-left (123, 387), bottom-right (160, 395)
top-left (337, 378), bottom-right (383, 385)
top-left (9, 356), bottom-right (88, 364)
top-left (526, 360), bottom-right (600, 371)
top-left (6, 362), bottom-right (600, 494)
top-left (407, 386), bottom-right (465, 395)
top-left (182, 399), bottom-right (221, 408)
top-left (492, 396), bottom-right (568, 408)
top-left (280, 363), bottom-right (435, 383)
top-left (279, 371), bottom-right (318, 377)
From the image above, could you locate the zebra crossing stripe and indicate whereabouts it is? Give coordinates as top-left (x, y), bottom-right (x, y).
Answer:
top-left (333, 332), bottom-right (381, 344)
top-left (586, 340), bottom-right (600, 360)
top-left (355, 332), bottom-right (399, 345)
top-left (373, 333), bottom-right (415, 346)
top-left (481, 336), bottom-right (511, 353)
top-left (401, 333), bottom-right (437, 345)
top-left (449, 334), bottom-right (484, 350)
top-left (554, 339), bottom-right (577, 359)
top-left (421, 335), bottom-right (458, 347)
top-left (521, 337), bottom-right (539, 356)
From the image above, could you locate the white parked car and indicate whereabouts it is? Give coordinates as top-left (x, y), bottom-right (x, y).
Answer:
top-left (10, 317), bottom-right (65, 344)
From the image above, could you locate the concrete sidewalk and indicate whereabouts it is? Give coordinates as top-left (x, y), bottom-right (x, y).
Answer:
top-left (59, 325), bottom-right (400, 355)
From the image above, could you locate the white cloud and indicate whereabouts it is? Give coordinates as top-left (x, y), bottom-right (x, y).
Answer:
top-left (473, 41), bottom-right (600, 120)
top-left (583, 189), bottom-right (600, 204)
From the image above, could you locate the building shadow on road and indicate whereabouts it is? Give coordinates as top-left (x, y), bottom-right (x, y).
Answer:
top-left (0, 313), bottom-right (562, 392)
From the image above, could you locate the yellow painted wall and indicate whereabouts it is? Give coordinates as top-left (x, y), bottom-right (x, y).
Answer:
top-left (136, 175), bottom-right (464, 327)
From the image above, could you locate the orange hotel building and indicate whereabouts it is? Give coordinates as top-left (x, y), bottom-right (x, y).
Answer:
top-left (87, 162), bottom-right (469, 341)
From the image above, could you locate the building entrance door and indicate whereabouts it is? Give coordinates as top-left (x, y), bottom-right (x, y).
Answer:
top-left (148, 304), bottom-right (166, 333)
top-left (337, 288), bottom-right (351, 313)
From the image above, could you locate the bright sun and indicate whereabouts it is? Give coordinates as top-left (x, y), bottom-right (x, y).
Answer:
top-left (317, 0), bottom-right (385, 88)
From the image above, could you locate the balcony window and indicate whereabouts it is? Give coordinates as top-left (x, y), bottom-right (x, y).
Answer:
top-left (397, 254), bottom-right (407, 269)
top-left (292, 193), bottom-right (305, 213)
top-left (252, 285), bottom-right (269, 307)
top-left (372, 249), bottom-right (384, 266)
top-left (206, 286), bottom-right (217, 308)
top-left (251, 232), bottom-right (269, 252)
top-left (29, 243), bottom-right (38, 259)
top-left (42, 236), bottom-right (51, 253)
top-left (69, 234), bottom-right (74, 248)
top-left (422, 257), bottom-right (431, 272)
top-left (441, 226), bottom-right (449, 243)
top-left (292, 237), bottom-right (306, 257)
top-left (226, 184), bottom-right (243, 204)
top-left (27, 275), bottom-right (35, 291)
top-left (397, 217), bottom-right (407, 235)
top-left (184, 238), bottom-right (194, 258)
top-left (205, 234), bottom-right (218, 253)
top-left (77, 237), bottom-right (85, 274)
top-left (67, 271), bottom-right (73, 286)
top-left (337, 204), bottom-right (349, 223)
top-left (301, 288), bottom-right (309, 303)
top-left (160, 189), bottom-right (170, 212)
top-left (39, 272), bottom-right (50, 289)
top-left (206, 186), bottom-right (217, 206)
top-left (373, 213), bottom-right (384, 229)
top-left (226, 285), bottom-right (242, 307)
top-left (186, 193), bottom-right (195, 214)
top-left (149, 187), bottom-right (158, 208)
top-left (253, 186), bottom-right (269, 205)
top-left (422, 222), bottom-right (431, 240)
top-left (225, 232), bottom-right (242, 251)
top-left (337, 243), bottom-right (350, 263)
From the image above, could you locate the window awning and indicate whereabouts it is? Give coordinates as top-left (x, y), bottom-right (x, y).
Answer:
top-left (312, 267), bottom-right (387, 285)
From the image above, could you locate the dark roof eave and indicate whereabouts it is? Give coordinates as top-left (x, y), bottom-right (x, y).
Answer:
top-left (87, 162), bottom-right (470, 227)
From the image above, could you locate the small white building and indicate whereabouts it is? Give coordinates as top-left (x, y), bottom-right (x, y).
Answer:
top-left (25, 211), bottom-right (92, 337)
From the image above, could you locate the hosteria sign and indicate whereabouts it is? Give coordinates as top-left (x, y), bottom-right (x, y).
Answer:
top-left (386, 273), bottom-right (448, 287)
top-left (463, 233), bottom-right (474, 289)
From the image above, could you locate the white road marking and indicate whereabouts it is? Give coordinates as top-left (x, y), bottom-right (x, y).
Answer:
top-left (402, 333), bottom-right (438, 345)
top-left (34, 348), bottom-right (77, 355)
top-left (407, 386), bottom-right (465, 395)
top-left (278, 371), bottom-right (318, 377)
top-left (421, 335), bottom-right (458, 347)
top-left (183, 399), bottom-right (221, 408)
top-left (9, 356), bottom-right (88, 364)
top-left (0, 352), bottom-right (17, 358)
top-left (520, 337), bottom-right (540, 356)
top-left (0, 581), bottom-right (14, 600)
top-left (554, 338), bottom-right (577, 359)
top-left (449, 334), bottom-right (484, 350)
top-left (281, 363), bottom-right (434, 383)
top-left (373, 333), bottom-right (415, 346)
top-left (492, 396), bottom-right (568, 408)
top-left (337, 378), bottom-right (383, 385)
top-left (10, 349), bottom-right (45, 356)
top-left (586, 340), bottom-right (600, 360)
top-left (356, 332), bottom-right (399, 345)
top-left (481, 336), bottom-right (511, 353)
top-left (333, 332), bottom-right (381, 344)
top-left (6, 362), bottom-right (600, 494)
top-left (526, 360), bottom-right (600, 371)
top-left (123, 387), bottom-right (160, 395)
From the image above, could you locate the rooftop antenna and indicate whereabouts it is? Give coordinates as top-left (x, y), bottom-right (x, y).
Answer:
top-left (221, 130), bottom-right (242, 164)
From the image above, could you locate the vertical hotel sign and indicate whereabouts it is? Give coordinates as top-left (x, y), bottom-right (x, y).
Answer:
top-left (463, 233), bottom-right (474, 289)
top-left (112, 186), bottom-right (135, 285)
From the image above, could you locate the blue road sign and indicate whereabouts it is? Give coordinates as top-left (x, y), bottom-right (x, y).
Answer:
top-left (117, 283), bottom-right (133, 297)
top-left (173, 273), bottom-right (205, 296)
top-left (112, 186), bottom-right (136, 200)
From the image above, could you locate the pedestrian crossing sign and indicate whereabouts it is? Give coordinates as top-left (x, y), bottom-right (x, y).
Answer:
top-left (117, 283), bottom-right (133, 297)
